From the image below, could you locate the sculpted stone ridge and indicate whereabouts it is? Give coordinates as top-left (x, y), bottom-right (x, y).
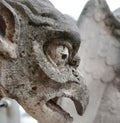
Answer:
top-left (0, 0), bottom-right (89, 123)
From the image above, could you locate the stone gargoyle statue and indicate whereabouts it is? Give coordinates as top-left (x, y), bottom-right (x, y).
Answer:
top-left (0, 0), bottom-right (89, 123)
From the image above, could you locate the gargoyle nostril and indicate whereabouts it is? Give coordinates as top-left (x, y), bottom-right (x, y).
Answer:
top-left (69, 56), bottom-right (80, 68)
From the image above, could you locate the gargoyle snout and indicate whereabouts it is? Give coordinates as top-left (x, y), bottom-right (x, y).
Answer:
top-left (69, 55), bottom-right (80, 69)
top-left (62, 75), bottom-right (89, 116)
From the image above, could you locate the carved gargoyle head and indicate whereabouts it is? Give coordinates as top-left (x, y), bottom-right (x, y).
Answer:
top-left (0, 0), bottom-right (89, 123)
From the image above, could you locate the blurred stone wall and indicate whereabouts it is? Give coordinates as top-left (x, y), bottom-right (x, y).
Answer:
top-left (60, 0), bottom-right (120, 123)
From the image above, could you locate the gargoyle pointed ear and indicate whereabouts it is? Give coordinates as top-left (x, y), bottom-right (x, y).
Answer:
top-left (0, 1), bottom-right (19, 59)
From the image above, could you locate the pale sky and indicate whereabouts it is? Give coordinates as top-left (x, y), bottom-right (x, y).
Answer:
top-left (49, 0), bottom-right (120, 20)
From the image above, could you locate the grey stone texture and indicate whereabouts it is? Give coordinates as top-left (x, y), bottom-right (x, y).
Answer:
top-left (0, 0), bottom-right (89, 123)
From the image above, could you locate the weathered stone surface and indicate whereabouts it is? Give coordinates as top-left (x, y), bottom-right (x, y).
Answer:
top-left (61, 0), bottom-right (120, 123)
top-left (0, 0), bottom-right (89, 123)
top-left (94, 83), bottom-right (120, 123)
top-left (93, 8), bottom-right (120, 123)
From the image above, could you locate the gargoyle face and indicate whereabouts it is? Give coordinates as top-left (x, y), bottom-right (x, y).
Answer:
top-left (0, 0), bottom-right (89, 123)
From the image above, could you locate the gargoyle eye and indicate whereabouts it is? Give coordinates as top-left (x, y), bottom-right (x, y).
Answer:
top-left (61, 54), bottom-right (67, 60)
top-left (45, 44), bottom-right (69, 66)
top-left (55, 45), bottom-right (69, 65)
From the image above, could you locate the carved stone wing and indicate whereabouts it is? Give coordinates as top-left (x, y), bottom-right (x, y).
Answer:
top-left (76, 0), bottom-right (120, 123)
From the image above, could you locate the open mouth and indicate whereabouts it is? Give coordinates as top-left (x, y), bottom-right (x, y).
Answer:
top-left (46, 94), bottom-right (85, 121)
top-left (46, 98), bottom-right (73, 120)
